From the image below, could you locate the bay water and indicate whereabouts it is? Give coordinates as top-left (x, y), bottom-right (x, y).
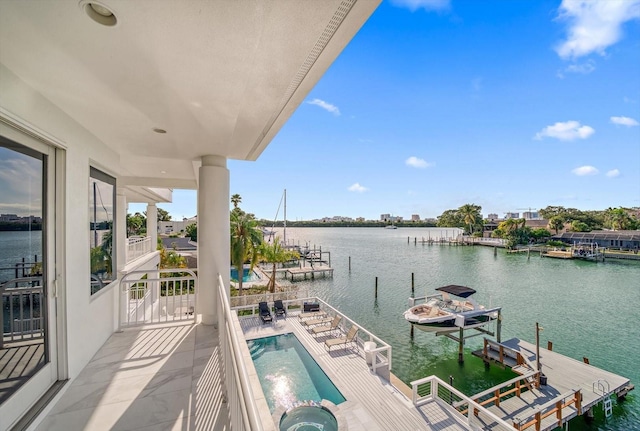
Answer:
top-left (275, 227), bottom-right (639, 430)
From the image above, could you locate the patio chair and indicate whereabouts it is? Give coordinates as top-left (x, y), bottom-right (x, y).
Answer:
top-left (274, 299), bottom-right (286, 317)
top-left (259, 301), bottom-right (272, 323)
top-left (311, 315), bottom-right (341, 337)
top-left (298, 310), bottom-right (327, 321)
top-left (325, 326), bottom-right (359, 351)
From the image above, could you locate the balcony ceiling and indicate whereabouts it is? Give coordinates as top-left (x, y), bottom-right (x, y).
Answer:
top-left (0, 0), bottom-right (379, 188)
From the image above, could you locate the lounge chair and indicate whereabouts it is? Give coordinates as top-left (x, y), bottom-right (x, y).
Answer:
top-left (298, 310), bottom-right (327, 321)
top-left (274, 299), bottom-right (286, 317)
top-left (302, 316), bottom-right (333, 327)
top-left (325, 326), bottom-right (359, 351)
top-left (311, 315), bottom-right (341, 337)
top-left (259, 301), bottom-right (272, 323)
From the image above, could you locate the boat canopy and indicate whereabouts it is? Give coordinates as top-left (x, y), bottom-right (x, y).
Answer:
top-left (435, 285), bottom-right (477, 298)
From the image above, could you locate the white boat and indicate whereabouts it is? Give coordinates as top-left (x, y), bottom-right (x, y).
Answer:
top-left (384, 224), bottom-right (397, 229)
top-left (403, 285), bottom-right (500, 333)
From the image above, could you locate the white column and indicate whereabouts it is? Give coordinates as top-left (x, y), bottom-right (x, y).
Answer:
top-left (146, 203), bottom-right (158, 252)
top-left (115, 188), bottom-right (127, 331)
top-left (198, 155), bottom-right (229, 325)
top-left (116, 188), bottom-right (127, 273)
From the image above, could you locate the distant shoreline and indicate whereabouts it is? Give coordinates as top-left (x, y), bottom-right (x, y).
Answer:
top-left (0, 223), bottom-right (43, 231)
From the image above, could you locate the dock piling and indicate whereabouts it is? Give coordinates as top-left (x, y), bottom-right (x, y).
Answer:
top-left (494, 246), bottom-right (497, 257)
top-left (375, 276), bottom-right (378, 299)
top-left (458, 327), bottom-right (464, 363)
top-left (547, 341), bottom-right (553, 351)
top-left (348, 256), bottom-right (351, 271)
top-left (411, 272), bottom-right (415, 298)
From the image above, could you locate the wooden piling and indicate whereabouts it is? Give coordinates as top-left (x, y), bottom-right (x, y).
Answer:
top-left (458, 327), bottom-right (464, 363)
top-left (411, 272), bottom-right (415, 298)
top-left (375, 276), bottom-right (378, 299)
top-left (583, 357), bottom-right (590, 365)
top-left (407, 236), bottom-right (410, 244)
top-left (494, 246), bottom-right (497, 257)
top-left (414, 237), bottom-right (417, 245)
top-left (348, 256), bottom-right (351, 271)
top-left (547, 341), bottom-right (553, 351)
top-left (410, 324), bottom-right (414, 339)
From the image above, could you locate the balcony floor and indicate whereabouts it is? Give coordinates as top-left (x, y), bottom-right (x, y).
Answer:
top-left (35, 321), bottom-right (229, 431)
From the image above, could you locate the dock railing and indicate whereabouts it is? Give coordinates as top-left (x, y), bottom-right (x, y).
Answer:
top-left (513, 388), bottom-right (582, 431)
top-left (469, 371), bottom-right (540, 411)
top-left (411, 375), bottom-right (515, 431)
top-left (218, 274), bottom-right (264, 431)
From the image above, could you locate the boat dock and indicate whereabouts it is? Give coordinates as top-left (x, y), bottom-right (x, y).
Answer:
top-left (284, 265), bottom-right (334, 281)
top-left (471, 338), bottom-right (633, 430)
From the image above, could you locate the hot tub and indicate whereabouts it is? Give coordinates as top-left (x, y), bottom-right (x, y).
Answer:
top-left (279, 404), bottom-right (338, 431)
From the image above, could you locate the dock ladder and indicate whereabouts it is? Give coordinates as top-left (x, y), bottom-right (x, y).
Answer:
top-left (593, 379), bottom-right (612, 418)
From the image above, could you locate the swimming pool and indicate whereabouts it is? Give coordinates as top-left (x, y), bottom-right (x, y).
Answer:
top-left (248, 333), bottom-right (346, 413)
top-left (230, 267), bottom-right (261, 282)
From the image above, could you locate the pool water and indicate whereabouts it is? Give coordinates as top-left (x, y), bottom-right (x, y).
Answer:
top-left (248, 333), bottom-right (346, 413)
top-left (230, 267), bottom-right (261, 282)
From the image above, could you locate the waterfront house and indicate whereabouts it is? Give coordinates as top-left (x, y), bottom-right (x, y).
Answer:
top-left (552, 231), bottom-right (640, 251)
top-left (0, 1), bottom-right (381, 429)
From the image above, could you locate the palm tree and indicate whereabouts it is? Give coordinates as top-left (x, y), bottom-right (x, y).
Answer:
top-left (458, 204), bottom-right (481, 235)
top-left (605, 207), bottom-right (631, 231)
top-left (230, 210), bottom-right (263, 295)
top-left (259, 236), bottom-right (299, 293)
top-left (231, 194), bottom-right (242, 209)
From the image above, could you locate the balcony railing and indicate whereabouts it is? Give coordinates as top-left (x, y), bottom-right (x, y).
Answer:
top-left (119, 269), bottom-right (196, 327)
top-left (1, 277), bottom-right (44, 348)
top-left (218, 274), bottom-right (264, 431)
top-left (126, 236), bottom-right (153, 263)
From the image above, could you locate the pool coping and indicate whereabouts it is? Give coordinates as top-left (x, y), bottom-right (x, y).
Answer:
top-left (272, 400), bottom-right (348, 431)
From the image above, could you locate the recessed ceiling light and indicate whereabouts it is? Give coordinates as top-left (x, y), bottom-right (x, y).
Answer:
top-left (152, 128), bottom-right (167, 134)
top-left (79, 1), bottom-right (117, 27)
top-left (160, 171), bottom-right (167, 174)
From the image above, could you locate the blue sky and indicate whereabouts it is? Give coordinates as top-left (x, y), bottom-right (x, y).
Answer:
top-left (136, 0), bottom-right (640, 221)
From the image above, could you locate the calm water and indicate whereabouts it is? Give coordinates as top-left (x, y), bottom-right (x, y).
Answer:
top-left (0, 230), bottom-right (42, 283)
top-left (274, 227), bottom-right (639, 430)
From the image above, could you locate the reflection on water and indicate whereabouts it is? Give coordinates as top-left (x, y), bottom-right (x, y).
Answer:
top-left (272, 227), bottom-right (640, 431)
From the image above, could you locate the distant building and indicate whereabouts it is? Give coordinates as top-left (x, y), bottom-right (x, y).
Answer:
top-left (505, 212), bottom-right (519, 219)
top-left (523, 211), bottom-right (540, 220)
top-left (0, 214), bottom-right (20, 221)
top-left (411, 214), bottom-right (420, 222)
top-left (380, 213), bottom-right (391, 222)
top-left (159, 216), bottom-right (197, 235)
top-left (356, 217), bottom-right (365, 222)
top-left (487, 213), bottom-right (499, 221)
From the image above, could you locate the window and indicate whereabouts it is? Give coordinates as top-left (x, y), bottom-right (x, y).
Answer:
top-left (89, 167), bottom-right (115, 294)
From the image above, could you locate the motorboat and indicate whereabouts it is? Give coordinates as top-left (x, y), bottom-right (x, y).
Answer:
top-left (403, 285), bottom-right (500, 333)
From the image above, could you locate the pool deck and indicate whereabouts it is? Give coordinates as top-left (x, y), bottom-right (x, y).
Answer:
top-left (240, 312), bottom-right (472, 431)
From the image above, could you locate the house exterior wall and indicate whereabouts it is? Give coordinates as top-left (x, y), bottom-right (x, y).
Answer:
top-left (1, 65), bottom-right (122, 382)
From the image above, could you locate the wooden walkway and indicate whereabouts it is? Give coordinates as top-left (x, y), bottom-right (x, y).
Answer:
top-left (473, 338), bottom-right (632, 430)
top-left (241, 313), bottom-right (471, 430)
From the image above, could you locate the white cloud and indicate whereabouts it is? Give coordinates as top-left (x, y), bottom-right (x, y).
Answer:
top-left (534, 120), bottom-right (595, 141)
top-left (563, 60), bottom-right (596, 76)
top-left (555, 0), bottom-right (640, 59)
top-left (390, 0), bottom-right (450, 12)
top-left (307, 98), bottom-right (341, 116)
top-left (405, 156), bottom-right (434, 168)
top-left (606, 169), bottom-right (620, 177)
top-left (610, 116), bottom-right (639, 127)
top-left (571, 165), bottom-right (599, 176)
top-left (348, 183), bottom-right (368, 193)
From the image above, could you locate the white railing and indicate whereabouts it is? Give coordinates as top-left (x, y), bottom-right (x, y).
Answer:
top-left (229, 287), bottom-right (310, 308)
top-left (411, 375), bottom-right (515, 431)
top-left (126, 236), bottom-right (153, 263)
top-left (119, 269), bottom-right (196, 327)
top-left (1, 278), bottom-right (44, 348)
top-left (232, 295), bottom-right (393, 378)
top-left (217, 274), bottom-right (264, 431)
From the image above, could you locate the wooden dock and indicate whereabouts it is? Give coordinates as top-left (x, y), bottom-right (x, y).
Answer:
top-left (471, 338), bottom-right (633, 430)
top-left (284, 265), bottom-right (334, 281)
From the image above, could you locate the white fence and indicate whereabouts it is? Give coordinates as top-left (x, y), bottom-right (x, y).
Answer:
top-left (126, 236), bottom-right (153, 263)
top-left (119, 269), bottom-right (196, 327)
top-left (217, 274), bottom-right (264, 431)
